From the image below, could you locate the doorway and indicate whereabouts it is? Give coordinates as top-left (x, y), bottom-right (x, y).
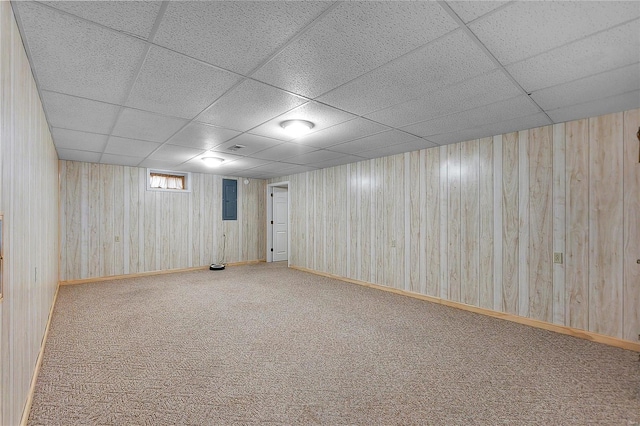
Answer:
top-left (266, 182), bottom-right (289, 263)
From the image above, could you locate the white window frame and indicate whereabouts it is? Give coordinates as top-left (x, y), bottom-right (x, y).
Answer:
top-left (146, 169), bottom-right (192, 193)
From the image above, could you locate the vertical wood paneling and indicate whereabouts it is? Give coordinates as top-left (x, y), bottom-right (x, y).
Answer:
top-left (113, 166), bottom-right (124, 276)
top-left (479, 137), bottom-right (494, 309)
top-left (565, 119), bottom-right (589, 330)
top-left (493, 135), bottom-right (503, 311)
top-left (128, 167), bottom-right (140, 274)
top-left (1, 3), bottom-right (59, 424)
top-left (349, 164), bottom-right (358, 279)
top-left (375, 158), bottom-right (385, 285)
top-left (517, 130), bottom-right (530, 317)
top-left (409, 152), bottom-right (420, 293)
top-left (589, 112), bottom-right (624, 337)
top-left (623, 109), bottom-right (640, 341)
top-left (529, 126), bottom-right (553, 323)
top-left (439, 146), bottom-right (448, 299)
top-left (552, 123), bottom-right (566, 325)
top-left (360, 161), bottom-right (371, 283)
top-left (425, 148), bottom-right (440, 297)
top-left (88, 164), bottom-right (101, 277)
top-left (447, 144), bottom-right (461, 301)
top-left (461, 140), bottom-right (479, 306)
top-left (394, 155), bottom-right (405, 290)
top-left (502, 132), bottom-right (519, 314)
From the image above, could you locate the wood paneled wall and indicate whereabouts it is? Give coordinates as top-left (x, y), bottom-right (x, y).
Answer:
top-left (271, 108), bottom-right (640, 344)
top-left (0, 3), bottom-right (60, 424)
top-left (59, 162), bottom-right (266, 281)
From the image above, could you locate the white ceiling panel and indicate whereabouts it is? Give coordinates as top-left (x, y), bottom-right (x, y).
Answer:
top-left (251, 142), bottom-right (317, 161)
top-left (469, 1), bottom-right (640, 66)
top-left (402, 95), bottom-right (540, 137)
top-left (249, 102), bottom-right (356, 141)
top-left (215, 157), bottom-right (273, 171)
top-left (57, 149), bottom-right (102, 163)
top-left (329, 130), bottom-right (423, 155)
top-left (104, 136), bottom-right (160, 158)
top-left (357, 141), bottom-right (432, 160)
top-left (446, 1), bottom-right (511, 24)
top-left (428, 113), bottom-right (552, 145)
top-left (285, 149), bottom-right (346, 165)
top-left (166, 123), bottom-right (240, 150)
top-left (15, 2), bottom-right (147, 104)
top-left (317, 30), bottom-right (497, 115)
top-left (111, 108), bottom-right (188, 143)
top-left (506, 19), bottom-right (640, 93)
top-left (547, 90), bottom-right (640, 124)
top-left (148, 144), bottom-right (205, 163)
top-left (312, 154), bottom-right (367, 169)
top-left (252, 1), bottom-right (458, 98)
top-left (42, 91), bottom-right (120, 135)
top-left (138, 158), bottom-right (186, 170)
top-left (40, 1), bottom-right (162, 39)
top-left (99, 154), bottom-right (144, 167)
top-left (278, 165), bottom-right (320, 175)
top-left (196, 80), bottom-right (307, 132)
top-left (212, 134), bottom-right (282, 157)
top-left (530, 64), bottom-right (640, 111)
top-left (365, 70), bottom-right (521, 128)
top-left (154, 2), bottom-right (332, 74)
top-left (294, 118), bottom-right (389, 149)
top-left (51, 128), bottom-right (108, 152)
top-left (126, 46), bottom-right (242, 119)
top-left (235, 162), bottom-right (287, 175)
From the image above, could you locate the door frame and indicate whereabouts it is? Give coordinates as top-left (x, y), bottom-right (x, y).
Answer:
top-left (266, 181), bottom-right (290, 264)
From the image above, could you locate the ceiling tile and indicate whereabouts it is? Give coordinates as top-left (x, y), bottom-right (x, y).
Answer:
top-left (126, 46), bottom-right (242, 119)
top-left (138, 159), bottom-right (186, 170)
top-left (196, 79), bottom-right (307, 132)
top-left (104, 136), bottom-right (161, 158)
top-left (249, 102), bottom-right (356, 141)
top-left (329, 130), bottom-right (423, 155)
top-left (294, 118), bottom-right (389, 149)
top-left (317, 30), bottom-right (497, 115)
top-left (285, 149), bottom-right (347, 165)
top-left (252, 1), bottom-right (458, 98)
top-left (57, 149), bottom-right (102, 163)
top-left (51, 128), bottom-right (108, 152)
top-left (428, 113), bottom-right (552, 145)
top-left (402, 95), bottom-right (542, 137)
top-left (278, 164), bottom-right (320, 175)
top-left (365, 70), bottom-right (521, 127)
top-left (506, 20), bottom-right (640, 93)
top-left (100, 154), bottom-right (143, 167)
top-left (469, 1), bottom-right (640, 65)
top-left (40, 1), bottom-right (162, 39)
top-left (446, 1), bottom-right (511, 24)
top-left (148, 144), bottom-right (205, 163)
top-left (251, 142), bottom-right (317, 161)
top-left (530, 63), bottom-right (640, 111)
top-left (216, 157), bottom-right (273, 170)
top-left (15, 2), bottom-right (147, 104)
top-left (358, 139), bottom-right (437, 159)
top-left (111, 108), bottom-right (188, 143)
top-left (154, 2), bottom-right (332, 74)
top-left (166, 123), bottom-right (240, 150)
top-left (42, 91), bottom-right (120, 135)
top-left (211, 134), bottom-right (283, 157)
top-left (312, 154), bottom-right (367, 169)
top-left (547, 90), bottom-right (640, 124)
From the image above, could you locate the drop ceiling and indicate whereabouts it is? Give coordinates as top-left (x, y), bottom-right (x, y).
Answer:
top-left (12, 0), bottom-right (640, 179)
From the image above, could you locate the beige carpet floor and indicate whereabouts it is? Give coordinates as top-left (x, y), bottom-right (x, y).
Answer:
top-left (29, 262), bottom-right (640, 425)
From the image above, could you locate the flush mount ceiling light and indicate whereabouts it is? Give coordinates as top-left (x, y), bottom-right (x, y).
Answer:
top-left (202, 156), bottom-right (224, 167)
top-left (280, 119), bottom-right (314, 137)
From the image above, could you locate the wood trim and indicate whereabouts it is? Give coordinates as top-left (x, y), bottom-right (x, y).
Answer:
top-left (290, 265), bottom-right (640, 353)
top-left (59, 260), bottom-right (266, 286)
top-left (20, 283), bottom-right (60, 426)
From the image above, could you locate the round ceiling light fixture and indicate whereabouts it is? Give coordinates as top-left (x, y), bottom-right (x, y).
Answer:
top-left (202, 156), bottom-right (224, 167)
top-left (280, 119), bottom-right (314, 137)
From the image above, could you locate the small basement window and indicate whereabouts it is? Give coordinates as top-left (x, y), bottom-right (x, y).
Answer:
top-left (147, 169), bottom-right (192, 192)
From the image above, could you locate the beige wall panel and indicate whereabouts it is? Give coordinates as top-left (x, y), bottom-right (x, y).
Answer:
top-left (374, 158), bottom-right (386, 285)
top-left (623, 109), bottom-right (640, 341)
top-left (349, 164), bottom-right (359, 278)
top-left (461, 140), bottom-right (480, 306)
top-left (88, 163), bottom-right (102, 277)
top-left (425, 147), bottom-right (440, 297)
top-left (128, 167), bottom-right (140, 274)
top-left (143, 188), bottom-right (157, 272)
top-left (552, 123), bottom-right (566, 325)
top-left (393, 155), bottom-right (405, 290)
top-left (517, 130), bottom-right (530, 317)
top-left (65, 161), bottom-right (81, 280)
top-left (589, 112), bottom-right (624, 337)
top-left (100, 165), bottom-right (115, 277)
top-left (529, 126), bottom-right (554, 322)
top-left (565, 119), bottom-right (589, 330)
top-left (0, 3), bottom-right (59, 423)
top-left (409, 151), bottom-right (421, 293)
top-left (502, 132), bottom-right (519, 314)
top-left (113, 166), bottom-right (125, 275)
top-left (478, 138), bottom-right (494, 309)
top-left (202, 174), bottom-right (215, 264)
top-left (447, 144), bottom-right (461, 301)
top-left (360, 161), bottom-right (372, 283)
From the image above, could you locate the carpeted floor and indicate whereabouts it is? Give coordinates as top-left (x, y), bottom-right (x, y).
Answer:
top-left (29, 262), bottom-right (640, 425)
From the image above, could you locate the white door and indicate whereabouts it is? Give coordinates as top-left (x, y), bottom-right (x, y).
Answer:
top-left (272, 187), bottom-right (288, 262)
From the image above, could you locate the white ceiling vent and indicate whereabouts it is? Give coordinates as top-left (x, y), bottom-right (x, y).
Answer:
top-left (227, 144), bottom-right (246, 152)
